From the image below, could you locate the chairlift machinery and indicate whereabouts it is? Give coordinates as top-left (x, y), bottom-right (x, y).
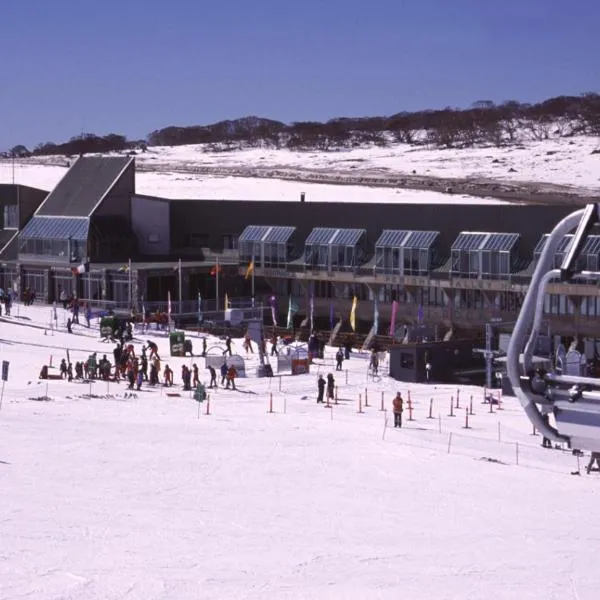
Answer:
top-left (507, 204), bottom-right (600, 452)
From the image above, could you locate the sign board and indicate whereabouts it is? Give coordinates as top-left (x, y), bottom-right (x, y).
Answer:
top-left (277, 355), bottom-right (293, 373)
top-left (169, 331), bottom-right (186, 357)
top-left (1, 360), bottom-right (9, 381)
top-left (291, 358), bottom-right (310, 375)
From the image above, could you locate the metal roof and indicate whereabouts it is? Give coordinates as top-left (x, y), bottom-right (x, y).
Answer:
top-left (451, 232), bottom-right (489, 251)
top-left (534, 234), bottom-right (573, 255)
top-left (583, 235), bottom-right (600, 256)
top-left (239, 225), bottom-right (296, 244)
top-left (239, 225), bottom-right (271, 243)
top-left (376, 230), bottom-right (440, 249)
top-left (262, 226), bottom-right (296, 243)
top-left (481, 233), bottom-right (520, 252)
top-left (36, 156), bottom-right (133, 217)
top-left (19, 216), bottom-right (89, 241)
top-left (452, 232), bottom-right (519, 252)
top-left (305, 227), bottom-right (338, 245)
top-left (305, 227), bottom-right (365, 246)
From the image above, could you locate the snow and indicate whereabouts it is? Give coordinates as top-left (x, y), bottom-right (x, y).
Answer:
top-left (4, 133), bottom-right (600, 203)
top-left (1, 304), bottom-right (600, 599)
top-left (0, 162), bottom-right (505, 205)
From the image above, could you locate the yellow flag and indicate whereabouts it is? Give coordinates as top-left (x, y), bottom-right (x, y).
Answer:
top-left (350, 296), bottom-right (358, 331)
top-left (244, 260), bottom-right (254, 280)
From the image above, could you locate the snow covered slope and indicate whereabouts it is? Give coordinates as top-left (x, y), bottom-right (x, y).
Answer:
top-left (1, 305), bottom-right (599, 599)
top-left (2, 133), bottom-right (598, 202)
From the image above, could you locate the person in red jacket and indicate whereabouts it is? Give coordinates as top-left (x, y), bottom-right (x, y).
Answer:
top-left (392, 392), bottom-right (404, 428)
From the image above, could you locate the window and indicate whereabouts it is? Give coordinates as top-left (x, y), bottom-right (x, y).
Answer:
top-left (222, 234), bottom-right (238, 250)
top-left (3, 205), bottom-right (18, 229)
top-left (400, 353), bottom-right (414, 369)
top-left (186, 233), bottom-right (209, 248)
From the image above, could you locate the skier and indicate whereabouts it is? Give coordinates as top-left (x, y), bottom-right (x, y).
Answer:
top-left (60, 359), bottom-right (68, 379)
top-left (223, 336), bottom-right (232, 357)
top-left (146, 340), bottom-right (160, 360)
top-left (317, 374), bottom-right (325, 403)
top-left (370, 350), bottom-right (379, 376)
top-left (67, 363), bottom-right (73, 382)
top-left (393, 392), bottom-right (404, 428)
top-left (163, 364), bottom-right (173, 387)
top-left (202, 337), bottom-right (207, 357)
top-left (225, 365), bottom-right (237, 390)
top-left (270, 335), bottom-right (279, 357)
top-left (192, 364), bottom-right (199, 388)
top-left (66, 318), bottom-right (73, 334)
top-left (207, 365), bottom-right (217, 388)
top-left (220, 362), bottom-right (228, 386)
top-left (136, 370), bottom-right (143, 391)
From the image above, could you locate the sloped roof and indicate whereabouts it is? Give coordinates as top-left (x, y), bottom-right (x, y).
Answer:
top-left (20, 216), bottom-right (89, 240)
top-left (36, 156), bottom-right (133, 217)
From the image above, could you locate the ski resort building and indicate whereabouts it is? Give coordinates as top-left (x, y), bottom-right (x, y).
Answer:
top-left (0, 156), bottom-right (599, 341)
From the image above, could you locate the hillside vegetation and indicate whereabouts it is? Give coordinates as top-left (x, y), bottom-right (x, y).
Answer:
top-left (6, 93), bottom-right (600, 158)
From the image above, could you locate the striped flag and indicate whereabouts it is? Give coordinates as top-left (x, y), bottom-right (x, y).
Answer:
top-left (350, 296), bottom-right (358, 332)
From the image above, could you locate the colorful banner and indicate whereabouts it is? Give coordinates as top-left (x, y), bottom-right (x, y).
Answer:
top-left (374, 295), bottom-right (379, 335)
top-left (309, 292), bottom-right (314, 332)
top-left (350, 296), bottom-right (358, 332)
top-left (417, 304), bottom-right (424, 324)
top-left (244, 260), bottom-right (254, 280)
top-left (389, 300), bottom-right (399, 336)
top-left (270, 295), bottom-right (277, 327)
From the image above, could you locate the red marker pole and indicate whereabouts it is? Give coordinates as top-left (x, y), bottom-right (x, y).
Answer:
top-left (205, 395), bottom-right (211, 416)
top-left (364, 388), bottom-right (369, 408)
top-left (379, 391), bottom-right (385, 412)
top-left (456, 389), bottom-right (460, 409)
top-left (463, 407), bottom-right (470, 429)
top-left (268, 392), bottom-right (274, 414)
top-left (408, 399), bottom-right (414, 421)
top-left (358, 393), bottom-right (364, 414)
top-left (448, 397), bottom-right (455, 417)
top-left (469, 395), bottom-right (474, 416)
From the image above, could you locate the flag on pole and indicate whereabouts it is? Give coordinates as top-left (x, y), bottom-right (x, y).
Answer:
top-left (350, 296), bottom-right (358, 332)
top-left (210, 264), bottom-right (221, 276)
top-left (374, 295), bottom-right (379, 335)
top-left (309, 292), bottom-right (314, 332)
top-left (417, 304), bottom-right (424, 324)
top-left (142, 296), bottom-right (146, 324)
top-left (329, 302), bottom-right (335, 330)
top-left (389, 300), bottom-right (399, 336)
top-left (225, 293), bottom-right (230, 310)
top-left (197, 292), bottom-right (203, 323)
top-left (167, 290), bottom-right (172, 321)
top-left (286, 296), bottom-right (299, 329)
top-left (269, 295), bottom-right (277, 327)
top-left (244, 260), bottom-right (254, 280)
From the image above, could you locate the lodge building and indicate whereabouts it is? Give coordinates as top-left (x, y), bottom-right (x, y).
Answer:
top-left (1, 155), bottom-right (599, 340)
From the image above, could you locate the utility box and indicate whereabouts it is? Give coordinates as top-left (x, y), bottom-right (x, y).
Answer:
top-left (389, 340), bottom-right (475, 383)
top-left (169, 331), bottom-right (186, 357)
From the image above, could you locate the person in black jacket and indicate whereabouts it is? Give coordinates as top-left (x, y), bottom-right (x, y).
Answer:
top-left (317, 375), bottom-right (325, 403)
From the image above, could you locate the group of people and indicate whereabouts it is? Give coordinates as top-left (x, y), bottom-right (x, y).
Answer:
top-left (0, 288), bottom-right (13, 316)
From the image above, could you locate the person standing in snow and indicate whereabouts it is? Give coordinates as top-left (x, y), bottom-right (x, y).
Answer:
top-left (393, 392), bottom-right (404, 428)
top-left (220, 362), bottom-right (228, 386)
top-left (317, 374), bottom-right (325, 403)
top-left (60, 359), bottom-right (68, 379)
top-left (326, 373), bottom-right (335, 402)
top-left (336, 348), bottom-right (344, 371)
top-left (223, 336), bottom-right (232, 357)
top-left (202, 337), bottom-right (207, 357)
top-left (192, 364), bottom-right (199, 388)
top-left (207, 365), bottom-right (217, 388)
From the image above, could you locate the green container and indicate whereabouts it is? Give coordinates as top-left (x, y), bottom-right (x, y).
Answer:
top-left (100, 316), bottom-right (116, 339)
top-left (194, 383), bottom-right (206, 402)
top-left (169, 331), bottom-right (186, 357)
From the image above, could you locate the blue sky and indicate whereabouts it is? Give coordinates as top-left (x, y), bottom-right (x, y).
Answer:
top-left (1, 0), bottom-right (598, 150)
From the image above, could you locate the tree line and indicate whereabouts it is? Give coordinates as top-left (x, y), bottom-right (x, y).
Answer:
top-left (7, 93), bottom-right (600, 158)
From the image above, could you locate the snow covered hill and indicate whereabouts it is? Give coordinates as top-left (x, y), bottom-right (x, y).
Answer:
top-left (1, 133), bottom-right (599, 203)
top-left (1, 304), bottom-right (600, 599)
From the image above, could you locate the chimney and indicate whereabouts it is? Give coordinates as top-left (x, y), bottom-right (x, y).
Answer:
top-left (300, 192), bottom-right (306, 203)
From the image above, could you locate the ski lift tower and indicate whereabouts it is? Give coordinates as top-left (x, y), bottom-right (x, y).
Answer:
top-left (473, 318), bottom-right (504, 391)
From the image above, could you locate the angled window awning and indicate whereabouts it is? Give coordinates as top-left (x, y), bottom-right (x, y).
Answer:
top-left (305, 227), bottom-right (365, 246)
top-left (19, 216), bottom-right (89, 241)
top-left (481, 233), bottom-right (520, 252)
top-left (376, 230), bottom-right (439, 249)
top-left (262, 226), bottom-right (296, 243)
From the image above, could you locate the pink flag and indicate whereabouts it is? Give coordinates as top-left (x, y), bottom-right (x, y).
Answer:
top-left (167, 290), bottom-right (172, 319)
top-left (389, 300), bottom-right (399, 336)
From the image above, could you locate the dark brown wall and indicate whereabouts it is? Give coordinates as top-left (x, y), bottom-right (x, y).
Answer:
top-left (169, 200), bottom-right (576, 257)
top-left (18, 185), bottom-right (48, 227)
top-left (94, 161), bottom-right (135, 221)
top-left (0, 184), bottom-right (48, 228)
